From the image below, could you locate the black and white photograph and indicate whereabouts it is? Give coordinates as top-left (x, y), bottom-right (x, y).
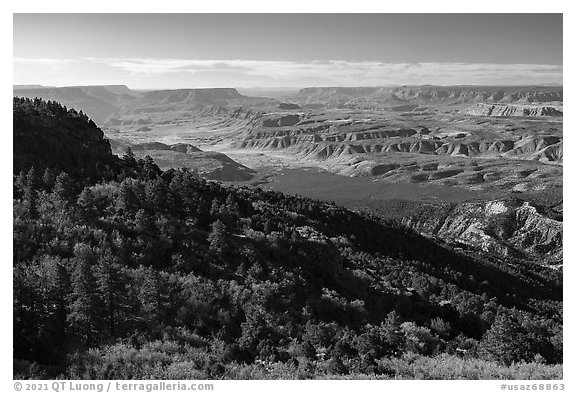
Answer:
top-left (10, 9), bottom-right (566, 385)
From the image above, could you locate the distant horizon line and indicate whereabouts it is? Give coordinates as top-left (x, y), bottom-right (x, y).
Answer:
top-left (13, 83), bottom-right (564, 91)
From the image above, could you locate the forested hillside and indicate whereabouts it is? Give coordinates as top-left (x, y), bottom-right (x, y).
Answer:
top-left (13, 97), bottom-right (120, 180)
top-left (13, 98), bottom-right (562, 379)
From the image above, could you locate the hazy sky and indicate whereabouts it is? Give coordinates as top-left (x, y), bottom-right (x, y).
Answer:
top-left (13, 14), bottom-right (563, 88)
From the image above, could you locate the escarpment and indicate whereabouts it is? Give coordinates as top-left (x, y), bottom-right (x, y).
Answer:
top-left (466, 103), bottom-right (562, 117)
top-left (292, 86), bottom-right (563, 108)
top-left (233, 116), bottom-right (562, 165)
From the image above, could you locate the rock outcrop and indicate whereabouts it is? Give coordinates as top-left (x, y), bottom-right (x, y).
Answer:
top-left (466, 103), bottom-right (562, 117)
top-left (278, 102), bottom-right (301, 109)
top-left (235, 121), bottom-right (562, 164)
top-left (262, 114), bottom-right (301, 127)
top-left (401, 199), bottom-right (562, 263)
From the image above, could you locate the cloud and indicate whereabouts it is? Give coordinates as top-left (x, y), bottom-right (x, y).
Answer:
top-left (13, 57), bottom-right (76, 71)
top-left (94, 58), bottom-right (565, 85)
top-left (13, 57), bottom-right (563, 88)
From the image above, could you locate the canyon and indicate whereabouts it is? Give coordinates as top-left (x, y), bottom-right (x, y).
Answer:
top-left (14, 84), bottom-right (563, 266)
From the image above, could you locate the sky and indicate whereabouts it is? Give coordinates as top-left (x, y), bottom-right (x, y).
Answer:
top-left (13, 13), bottom-right (563, 88)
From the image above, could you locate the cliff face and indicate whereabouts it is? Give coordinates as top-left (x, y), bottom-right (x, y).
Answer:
top-left (137, 88), bottom-right (245, 106)
top-left (293, 86), bottom-right (563, 107)
top-left (401, 199), bottom-right (562, 264)
top-left (466, 103), bottom-right (562, 117)
top-left (234, 118), bottom-right (562, 165)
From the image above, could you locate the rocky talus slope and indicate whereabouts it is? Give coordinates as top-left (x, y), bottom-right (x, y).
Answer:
top-left (401, 198), bottom-right (562, 264)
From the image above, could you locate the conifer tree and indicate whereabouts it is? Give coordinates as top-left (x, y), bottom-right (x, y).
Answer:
top-left (50, 260), bottom-right (72, 336)
top-left (77, 187), bottom-right (97, 219)
top-left (117, 179), bottom-right (137, 212)
top-left (144, 178), bottom-right (167, 212)
top-left (95, 252), bottom-right (124, 337)
top-left (67, 260), bottom-right (101, 345)
top-left (14, 170), bottom-right (27, 196)
top-left (25, 166), bottom-right (39, 190)
top-left (42, 168), bottom-right (56, 191)
top-left (208, 219), bottom-right (229, 255)
top-left (122, 147), bottom-right (136, 165)
top-left (141, 155), bottom-right (160, 180)
top-left (138, 268), bottom-right (163, 328)
top-left (167, 172), bottom-right (184, 215)
top-left (53, 172), bottom-right (74, 202)
top-left (22, 184), bottom-right (38, 219)
top-left (479, 310), bottom-right (531, 365)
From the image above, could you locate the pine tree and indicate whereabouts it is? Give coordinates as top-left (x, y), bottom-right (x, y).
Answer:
top-left (195, 198), bottom-right (212, 228)
top-left (135, 209), bottom-right (154, 232)
top-left (77, 187), bottom-right (97, 219)
top-left (141, 155), bottom-right (160, 180)
top-left (479, 310), bottom-right (531, 365)
top-left (25, 166), bottom-right (39, 190)
top-left (95, 252), bottom-right (124, 337)
top-left (181, 171), bottom-right (199, 212)
top-left (13, 264), bottom-right (27, 331)
top-left (22, 184), bottom-right (38, 219)
top-left (144, 178), bottom-right (167, 212)
top-left (123, 146), bottom-right (136, 164)
top-left (119, 147), bottom-right (138, 179)
top-left (381, 310), bottom-right (405, 355)
top-left (19, 167), bottom-right (40, 219)
top-left (42, 168), bottom-right (56, 191)
top-left (67, 260), bottom-right (101, 345)
top-left (53, 172), bottom-right (74, 202)
top-left (47, 259), bottom-right (72, 338)
top-left (14, 170), bottom-right (27, 196)
top-left (13, 263), bottom-right (42, 360)
top-left (117, 179), bottom-right (137, 212)
top-left (167, 173), bottom-right (184, 215)
top-left (208, 219), bottom-right (229, 255)
top-left (224, 194), bottom-right (240, 217)
top-left (138, 268), bottom-right (164, 328)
